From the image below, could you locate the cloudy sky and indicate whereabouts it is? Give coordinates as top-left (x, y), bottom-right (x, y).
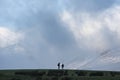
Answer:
top-left (0, 0), bottom-right (120, 70)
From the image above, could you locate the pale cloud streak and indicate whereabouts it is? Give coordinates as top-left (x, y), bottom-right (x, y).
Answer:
top-left (0, 27), bottom-right (24, 48)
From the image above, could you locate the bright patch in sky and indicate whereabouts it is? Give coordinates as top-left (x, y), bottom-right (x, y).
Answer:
top-left (60, 4), bottom-right (120, 69)
top-left (0, 27), bottom-right (23, 48)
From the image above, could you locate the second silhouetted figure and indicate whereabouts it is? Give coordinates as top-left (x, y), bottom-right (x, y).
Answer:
top-left (61, 64), bottom-right (64, 69)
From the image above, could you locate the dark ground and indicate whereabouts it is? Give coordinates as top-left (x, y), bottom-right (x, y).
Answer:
top-left (0, 69), bottom-right (120, 80)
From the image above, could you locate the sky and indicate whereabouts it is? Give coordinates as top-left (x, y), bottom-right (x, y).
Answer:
top-left (0, 0), bottom-right (120, 71)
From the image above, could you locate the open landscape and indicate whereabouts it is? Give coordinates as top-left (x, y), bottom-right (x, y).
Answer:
top-left (0, 69), bottom-right (120, 80)
top-left (1, 1), bottom-right (120, 80)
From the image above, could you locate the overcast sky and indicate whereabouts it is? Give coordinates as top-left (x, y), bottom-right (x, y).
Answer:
top-left (0, 0), bottom-right (120, 71)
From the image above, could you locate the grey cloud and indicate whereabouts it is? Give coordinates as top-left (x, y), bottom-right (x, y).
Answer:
top-left (0, 0), bottom-right (81, 69)
top-left (0, 0), bottom-right (59, 28)
top-left (0, 0), bottom-right (77, 50)
top-left (62, 0), bottom-right (115, 13)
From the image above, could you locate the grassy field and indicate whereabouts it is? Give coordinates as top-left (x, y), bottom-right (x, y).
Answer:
top-left (0, 69), bottom-right (120, 80)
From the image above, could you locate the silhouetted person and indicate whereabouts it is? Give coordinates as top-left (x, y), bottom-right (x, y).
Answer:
top-left (57, 62), bottom-right (60, 69)
top-left (61, 64), bottom-right (64, 69)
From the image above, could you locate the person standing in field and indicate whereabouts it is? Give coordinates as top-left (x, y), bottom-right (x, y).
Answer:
top-left (61, 64), bottom-right (64, 69)
top-left (57, 62), bottom-right (60, 69)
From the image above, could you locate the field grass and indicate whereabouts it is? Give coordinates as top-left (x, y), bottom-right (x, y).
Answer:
top-left (0, 69), bottom-right (120, 80)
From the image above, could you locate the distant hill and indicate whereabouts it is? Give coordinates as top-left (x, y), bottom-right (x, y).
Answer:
top-left (0, 69), bottom-right (120, 80)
